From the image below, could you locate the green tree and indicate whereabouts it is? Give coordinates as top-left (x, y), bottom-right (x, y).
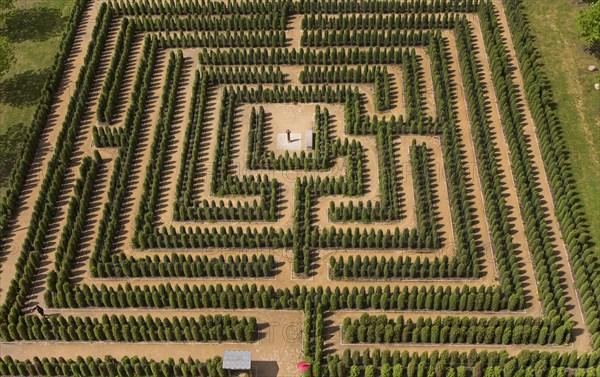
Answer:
top-left (0, 0), bottom-right (14, 9)
top-left (577, 1), bottom-right (600, 47)
top-left (0, 36), bottom-right (14, 78)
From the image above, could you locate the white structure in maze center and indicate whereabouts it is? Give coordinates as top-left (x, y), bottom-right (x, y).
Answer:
top-left (276, 128), bottom-right (314, 151)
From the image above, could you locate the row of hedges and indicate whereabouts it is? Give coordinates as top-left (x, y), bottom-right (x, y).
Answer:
top-left (334, 280), bottom-right (511, 311)
top-left (374, 66), bottom-right (392, 111)
top-left (174, 70), bottom-right (208, 208)
top-left (403, 50), bottom-right (424, 118)
top-left (302, 12), bottom-right (459, 31)
top-left (97, 18), bottom-right (136, 123)
top-left (56, 282), bottom-right (518, 312)
top-left (135, 223), bottom-right (449, 259)
top-left (16, 349), bottom-right (598, 377)
top-left (110, 0), bottom-right (290, 15)
top-left (131, 12), bottom-right (287, 31)
top-left (302, 29), bottom-right (432, 47)
top-left (154, 30), bottom-right (286, 49)
top-left (293, 180), bottom-right (313, 275)
top-left (327, 347), bottom-right (599, 377)
top-left (209, 91), bottom-right (236, 195)
top-left (231, 84), bottom-right (354, 106)
top-left (136, 224), bottom-right (293, 250)
top-left (92, 253), bottom-right (276, 279)
top-left (0, 355), bottom-right (226, 377)
top-left (92, 125), bottom-right (124, 148)
top-left (201, 65), bottom-right (285, 85)
top-left (410, 141), bottom-right (440, 244)
top-left (111, 0), bottom-right (477, 16)
top-left (48, 154), bottom-right (101, 292)
top-left (304, 302), bottom-right (325, 377)
top-left (1, 313), bottom-right (256, 343)
top-left (328, 200), bottom-right (400, 223)
top-left (292, 0), bottom-right (479, 14)
top-left (177, 196), bottom-right (278, 222)
top-left (300, 65), bottom-right (387, 84)
top-left (200, 46), bottom-right (411, 65)
top-left (316, 224), bottom-right (434, 250)
top-left (342, 313), bottom-right (570, 346)
top-left (331, 254), bottom-right (481, 281)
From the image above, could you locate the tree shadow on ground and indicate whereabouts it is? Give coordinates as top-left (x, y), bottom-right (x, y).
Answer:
top-left (0, 123), bottom-right (25, 187)
top-left (0, 68), bottom-right (49, 107)
top-left (586, 43), bottom-right (600, 60)
top-left (1, 7), bottom-right (66, 42)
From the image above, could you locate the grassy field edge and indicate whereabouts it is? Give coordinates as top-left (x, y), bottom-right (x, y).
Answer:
top-left (0, 0), bottom-right (76, 194)
top-left (520, 0), bottom-right (600, 254)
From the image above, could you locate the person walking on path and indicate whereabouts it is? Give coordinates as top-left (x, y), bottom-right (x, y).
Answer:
top-left (32, 305), bottom-right (45, 317)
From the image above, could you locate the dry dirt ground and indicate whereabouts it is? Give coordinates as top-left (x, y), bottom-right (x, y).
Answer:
top-left (0, 0), bottom-right (592, 375)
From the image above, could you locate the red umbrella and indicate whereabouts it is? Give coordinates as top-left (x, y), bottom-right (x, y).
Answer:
top-left (297, 361), bottom-right (311, 373)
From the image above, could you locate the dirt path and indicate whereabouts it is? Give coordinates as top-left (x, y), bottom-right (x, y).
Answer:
top-left (416, 50), bottom-right (437, 118)
top-left (287, 15), bottom-right (303, 50)
top-left (108, 31), bottom-right (145, 126)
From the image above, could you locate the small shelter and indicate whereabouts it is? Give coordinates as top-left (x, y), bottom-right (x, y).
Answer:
top-left (306, 130), bottom-right (314, 149)
top-left (222, 351), bottom-right (252, 376)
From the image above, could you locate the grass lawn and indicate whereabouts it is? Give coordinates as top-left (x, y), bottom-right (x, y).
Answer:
top-left (522, 0), bottom-right (600, 254)
top-left (0, 0), bottom-right (75, 193)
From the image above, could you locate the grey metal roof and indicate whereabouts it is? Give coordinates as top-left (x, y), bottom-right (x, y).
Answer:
top-left (306, 130), bottom-right (314, 148)
top-left (222, 350), bottom-right (252, 370)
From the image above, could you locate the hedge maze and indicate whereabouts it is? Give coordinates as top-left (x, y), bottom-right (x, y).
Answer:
top-left (0, 0), bottom-right (597, 376)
